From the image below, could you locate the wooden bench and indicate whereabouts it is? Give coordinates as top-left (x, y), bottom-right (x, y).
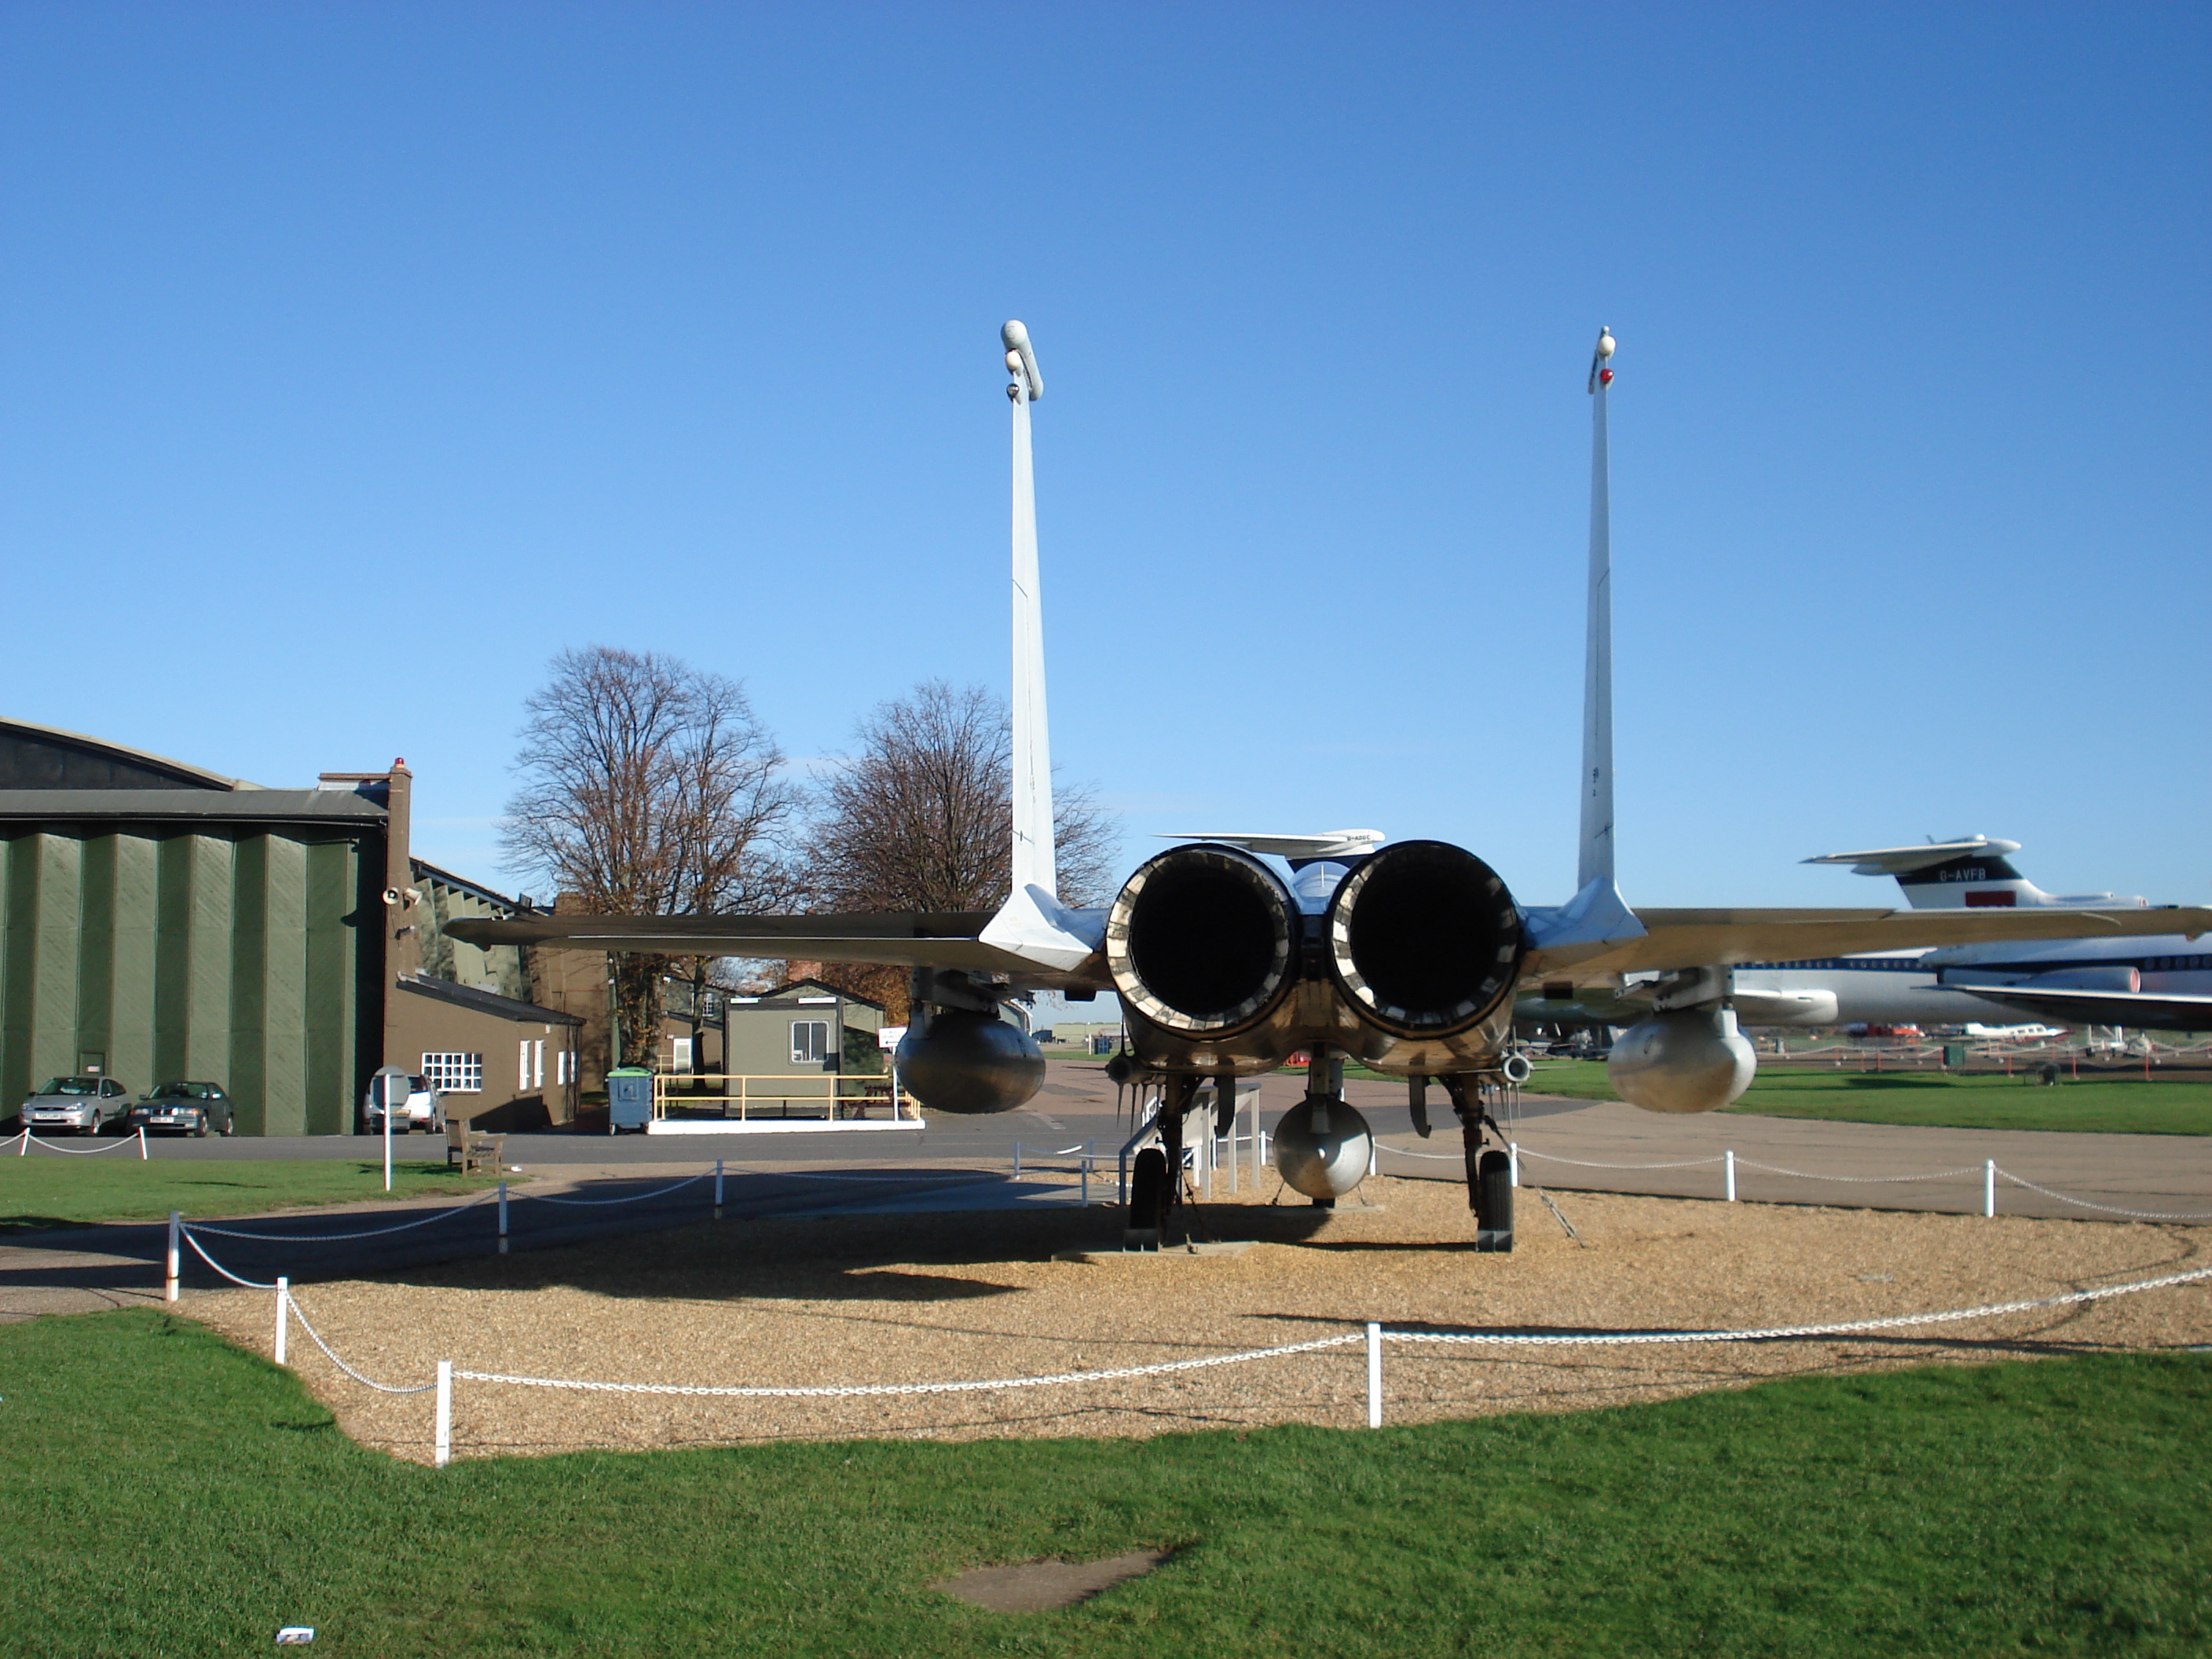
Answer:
top-left (445, 1121), bottom-right (507, 1174)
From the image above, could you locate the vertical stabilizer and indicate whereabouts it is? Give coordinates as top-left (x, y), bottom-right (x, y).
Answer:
top-left (978, 321), bottom-right (1098, 973)
top-left (1577, 328), bottom-right (1617, 891)
top-left (1004, 319), bottom-right (1055, 901)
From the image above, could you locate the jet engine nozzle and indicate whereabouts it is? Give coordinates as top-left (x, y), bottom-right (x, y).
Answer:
top-left (894, 1012), bottom-right (1045, 1115)
top-left (1607, 1007), bottom-right (1756, 1114)
top-left (1272, 1097), bottom-right (1374, 1200)
top-left (1326, 840), bottom-right (1525, 1038)
top-left (1107, 844), bottom-right (1299, 1036)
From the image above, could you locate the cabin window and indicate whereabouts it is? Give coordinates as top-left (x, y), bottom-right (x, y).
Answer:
top-left (790, 1020), bottom-right (830, 1065)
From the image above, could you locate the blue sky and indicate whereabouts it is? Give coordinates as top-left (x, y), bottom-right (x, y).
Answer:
top-left (4, 2), bottom-right (2205, 912)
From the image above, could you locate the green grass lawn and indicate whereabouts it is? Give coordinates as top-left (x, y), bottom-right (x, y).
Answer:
top-left (0, 1159), bottom-right (506, 1232)
top-left (3, 1310), bottom-right (2207, 1657)
top-left (1523, 1060), bottom-right (2212, 1134)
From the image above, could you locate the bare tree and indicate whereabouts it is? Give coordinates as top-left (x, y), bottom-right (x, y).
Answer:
top-left (800, 679), bottom-right (1119, 1020)
top-left (503, 646), bottom-right (800, 1066)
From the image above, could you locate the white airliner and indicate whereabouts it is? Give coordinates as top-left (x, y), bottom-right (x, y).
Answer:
top-left (1723, 838), bottom-right (2212, 1032)
top-left (453, 324), bottom-right (2211, 1247)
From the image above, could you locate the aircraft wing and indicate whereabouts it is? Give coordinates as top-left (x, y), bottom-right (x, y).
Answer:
top-left (1930, 983), bottom-right (2212, 1032)
top-left (1531, 905), bottom-right (2212, 978)
top-left (443, 910), bottom-right (1112, 986)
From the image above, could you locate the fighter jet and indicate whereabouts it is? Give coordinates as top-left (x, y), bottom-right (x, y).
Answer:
top-left (452, 324), bottom-right (2211, 1247)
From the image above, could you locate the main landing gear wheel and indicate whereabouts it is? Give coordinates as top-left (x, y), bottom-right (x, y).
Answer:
top-left (1124, 1147), bottom-right (1170, 1251)
top-left (1474, 1148), bottom-right (1514, 1253)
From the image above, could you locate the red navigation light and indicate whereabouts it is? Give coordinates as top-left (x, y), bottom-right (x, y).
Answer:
top-left (1599, 368), bottom-right (1614, 385)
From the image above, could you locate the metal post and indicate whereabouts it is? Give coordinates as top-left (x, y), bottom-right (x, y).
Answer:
top-left (1013, 1141), bottom-right (1023, 1180)
top-left (1251, 1098), bottom-right (1263, 1187)
top-left (383, 1089), bottom-right (394, 1193)
top-left (1081, 1141), bottom-right (1090, 1207)
top-left (1366, 1139), bottom-right (1378, 1181)
top-left (1365, 1323), bottom-right (1382, 1429)
top-left (165, 1211), bottom-right (180, 1302)
top-left (714, 1158), bottom-right (724, 1221)
top-left (1984, 1159), bottom-right (1996, 1218)
top-left (1202, 1122), bottom-right (1214, 1201)
top-left (274, 1277), bottom-right (288, 1366)
top-left (137, 1125), bottom-right (148, 1160)
top-left (1507, 1141), bottom-right (1520, 1188)
top-left (15, 1128), bottom-right (26, 1155)
top-left (496, 1180), bottom-right (508, 1254)
top-left (434, 1360), bottom-right (452, 1468)
top-left (1724, 1148), bottom-right (1737, 1203)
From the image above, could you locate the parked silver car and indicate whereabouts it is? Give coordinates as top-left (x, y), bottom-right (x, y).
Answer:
top-left (124, 1081), bottom-right (236, 1137)
top-left (20, 1075), bottom-right (134, 1136)
top-left (363, 1075), bottom-right (445, 1134)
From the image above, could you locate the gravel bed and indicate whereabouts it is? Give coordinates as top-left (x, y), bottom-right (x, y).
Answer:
top-left (184, 1175), bottom-right (2212, 1465)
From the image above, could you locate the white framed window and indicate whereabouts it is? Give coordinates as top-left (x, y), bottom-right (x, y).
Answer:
top-left (790, 1020), bottom-right (830, 1065)
top-left (422, 1052), bottom-right (483, 1094)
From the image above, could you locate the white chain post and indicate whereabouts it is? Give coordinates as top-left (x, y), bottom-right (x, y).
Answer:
top-left (165, 1211), bottom-right (181, 1302)
top-left (713, 1158), bottom-right (724, 1221)
top-left (1013, 1142), bottom-right (1022, 1180)
top-left (137, 1125), bottom-right (148, 1159)
top-left (1508, 1141), bottom-right (1519, 1188)
top-left (434, 1361), bottom-right (452, 1467)
top-left (273, 1277), bottom-right (288, 1366)
top-left (1984, 1159), bottom-right (1996, 1218)
top-left (1365, 1323), bottom-right (1383, 1428)
top-left (1724, 1148), bottom-right (1737, 1203)
top-left (497, 1180), bottom-right (509, 1254)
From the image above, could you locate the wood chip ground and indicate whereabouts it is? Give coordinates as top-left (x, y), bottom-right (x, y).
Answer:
top-left (183, 1175), bottom-right (2212, 1465)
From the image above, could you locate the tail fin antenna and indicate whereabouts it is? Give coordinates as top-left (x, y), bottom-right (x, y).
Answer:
top-left (1577, 327), bottom-right (1617, 890)
top-left (1004, 320), bottom-right (1056, 900)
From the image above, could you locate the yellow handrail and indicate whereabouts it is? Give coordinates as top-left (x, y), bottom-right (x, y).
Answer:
top-left (649, 1072), bottom-right (917, 1122)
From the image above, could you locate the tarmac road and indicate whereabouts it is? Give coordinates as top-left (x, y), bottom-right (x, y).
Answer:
top-left (7, 1058), bottom-right (2208, 1320)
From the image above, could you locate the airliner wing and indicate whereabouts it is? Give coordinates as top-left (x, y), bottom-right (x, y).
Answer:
top-left (1534, 906), bottom-right (2212, 978)
top-left (1931, 983), bottom-right (2212, 1032)
top-left (444, 910), bottom-right (1112, 985)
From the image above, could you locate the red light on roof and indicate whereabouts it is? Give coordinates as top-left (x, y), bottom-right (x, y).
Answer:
top-left (1599, 368), bottom-right (1613, 385)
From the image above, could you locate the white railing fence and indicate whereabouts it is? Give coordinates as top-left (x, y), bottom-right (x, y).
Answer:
top-left (243, 1261), bottom-right (2212, 1467)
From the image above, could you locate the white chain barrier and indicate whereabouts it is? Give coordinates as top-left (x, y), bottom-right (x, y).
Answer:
top-left (1733, 1159), bottom-right (1984, 1185)
top-left (280, 1287), bottom-right (438, 1396)
top-left (1513, 1148), bottom-right (1728, 1171)
top-left (181, 1228), bottom-right (280, 1290)
top-left (454, 1331), bottom-right (1367, 1399)
top-left (526, 1172), bottom-right (711, 1207)
top-left (1994, 1171), bottom-right (2212, 1223)
top-left (261, 1258), bottom-right (2212, 1465)
top-left (13, 1126), bottom-right (148, 1157)
top-left (1380, 1140), bottom-right (2212, 1220)
top-left (162, 1163), bottom-right (1006, 1293)
top-left (184, 1187), bottom-right (503, 1240)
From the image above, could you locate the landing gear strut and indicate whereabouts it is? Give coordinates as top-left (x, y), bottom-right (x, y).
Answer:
top-left (1441, 1073), bottom-right (1513, 1252)
top-left (1122, 1075), bottom-right (1196, 1250)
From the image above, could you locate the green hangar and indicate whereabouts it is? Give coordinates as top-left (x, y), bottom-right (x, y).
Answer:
top-left (0, 719), bottom-right (576, 1135)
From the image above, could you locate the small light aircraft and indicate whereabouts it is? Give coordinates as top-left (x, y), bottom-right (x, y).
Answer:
top-left (454, 325), bottom-right (2211, 1247)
